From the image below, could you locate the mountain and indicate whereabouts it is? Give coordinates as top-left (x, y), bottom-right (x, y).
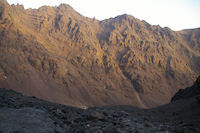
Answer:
top-left (0, 0), bottom-right (200, 108)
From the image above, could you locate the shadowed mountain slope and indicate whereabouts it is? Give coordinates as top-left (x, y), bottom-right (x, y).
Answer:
top-left (171, 76), bottom-right (200, 101)
top-left (0, 0), bottom-right (200, 108)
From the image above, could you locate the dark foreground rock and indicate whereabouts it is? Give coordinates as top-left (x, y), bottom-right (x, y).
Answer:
top-left (0, 86), bottom-right (200, 133)
top-left (0, 107), bottom-right (54, 133)
top-left (171, 76), bottom-right (200, 101)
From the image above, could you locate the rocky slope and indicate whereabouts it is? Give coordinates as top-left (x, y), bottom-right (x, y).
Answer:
top-left (171, 76), bottom-right (200, 101)
top-left (0, 0), bottom-right (200, 108)
top-left (0, 76), bottom-right (200, 133)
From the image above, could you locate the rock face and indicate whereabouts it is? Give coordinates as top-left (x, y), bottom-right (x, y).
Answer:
top-left (0, 0), bottom-right (200, 108)
top-left (0, 87), bottom-right (200, 133)
top-left (171, 76), bottom-right (200, 101)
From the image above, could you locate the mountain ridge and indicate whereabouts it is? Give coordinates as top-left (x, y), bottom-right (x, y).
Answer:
top-left (0, 0), bottom-right (200, 108)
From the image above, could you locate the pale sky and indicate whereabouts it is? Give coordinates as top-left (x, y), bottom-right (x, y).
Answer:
top-left (7, 0), bottom-right (200, 31)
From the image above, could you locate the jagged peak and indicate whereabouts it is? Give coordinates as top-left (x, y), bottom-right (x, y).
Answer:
top-left (0, 0), bottom-right (9, 9)
top-left (120, 13), bottom-right (134, 18)
top-left (58, 3), bottom-right (73, 9)
top-left (11, 4), bottom-right (24, 10)
top-left (100, 13), bottom-right (137, 26)
top-left (0, 0), bottom-right (8, 4)
top-left (114, 13), bottom-right (135, 21)
top-left (9, 2), bottom-right (75, 14)
top-left (0, 0), bottom-right (12, 20)
top-left (36, 3), bottom-right (73, 11)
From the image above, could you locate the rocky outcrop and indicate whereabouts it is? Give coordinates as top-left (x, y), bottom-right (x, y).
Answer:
top-left (171, 76), bottom-right (200, 101)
